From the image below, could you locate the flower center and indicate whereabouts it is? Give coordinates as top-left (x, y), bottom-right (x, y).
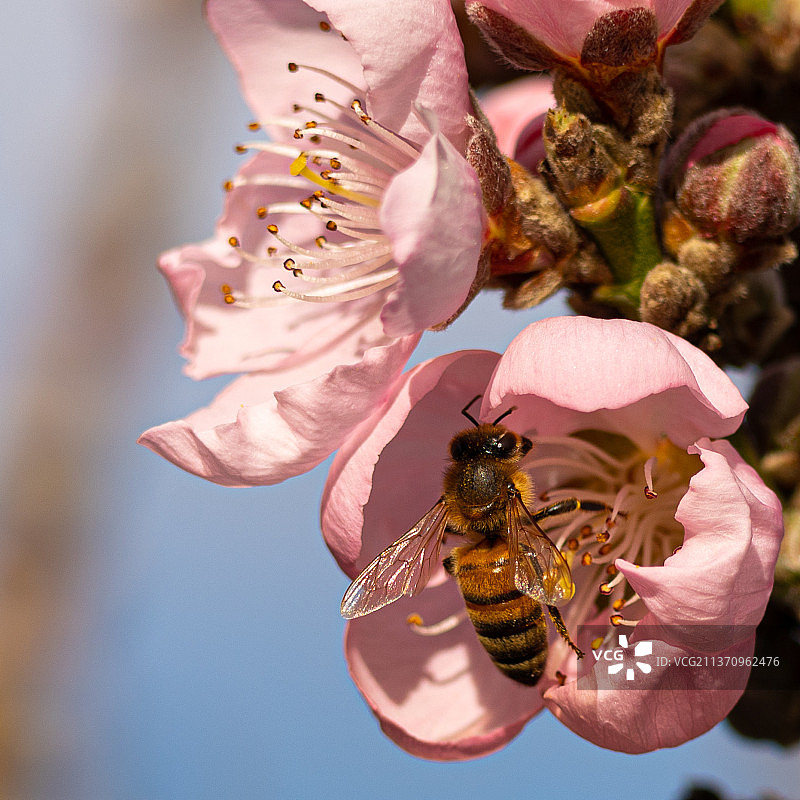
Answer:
top-left (526, 431), bottom-right (703, 632)
top-left (220, 61), bottom-right (421, 308)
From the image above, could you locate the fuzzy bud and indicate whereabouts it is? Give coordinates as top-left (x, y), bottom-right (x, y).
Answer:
top-left (665, 110), bottom-right (800, 243)
top-left (486, 160), bottom-right (576, 297)
top-left (541, 108), bottom-right (621, 207)
top-left (639, 261), bottom-right (708, 337)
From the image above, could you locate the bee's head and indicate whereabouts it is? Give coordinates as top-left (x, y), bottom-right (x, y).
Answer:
top-left (450, 396), bottom-right (533, 461)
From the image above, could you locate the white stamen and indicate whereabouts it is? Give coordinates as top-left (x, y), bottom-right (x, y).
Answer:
top-left (293, 254), bottom-right (394, 284)
top-left (350, 100), bottom-right (421, 161)
top-left (314, 194), bottom-right (380, 226)
top-left (225, 174), bottom-right (308, 191)
top-left (533, 435), bottom-right (628, 470)
top-left (603, 571), bottom-right (626, 592)
top-left (270, 229), bottom-right (389, 266)
top-left (610, 483), bottom-right (633, 522)
top-left (274, 270), bottom-right (399, 302)
top-left (221, 59), bottom-right (428, 311)
top-left (643, 456), bottom-right (658, 498)
top-left (407, 612), bottom-right (466, 636)
top-left (287, 62), bottom-right (363, 97)
top-left (295, 125), bottom-right (411, 172)
top-left (618, 591), bottom-right (641, 609)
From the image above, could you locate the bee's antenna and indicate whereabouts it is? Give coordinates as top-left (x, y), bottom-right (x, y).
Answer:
top-left (492, 406), bottom-right (517, 425)
top-left (461, 395), bottom-right (482, 427)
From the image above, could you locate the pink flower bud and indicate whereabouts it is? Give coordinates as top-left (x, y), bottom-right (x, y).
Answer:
top-left (667, 111), bottom-right (800, 242)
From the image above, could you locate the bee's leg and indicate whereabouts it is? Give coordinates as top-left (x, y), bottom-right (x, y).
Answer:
top-left (546, 605), bottom-right (585, 659)
top-left (532, 498), bottom-right (610, 522)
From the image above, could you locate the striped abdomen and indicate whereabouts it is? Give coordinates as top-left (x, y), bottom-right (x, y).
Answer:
top-left (444, 537), bottom-right (548, 686)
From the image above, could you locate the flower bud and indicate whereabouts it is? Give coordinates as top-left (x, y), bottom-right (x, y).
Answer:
top-left (665, 110), bottom-right (800, 243)
top-left (484, 159), bottom-right (583, 305)
top-left (541, 107), bottom-right (663, 293)
top-left (639, 261), bottom-right (708, 337)
top-left (542, 108), bottom-right (621, 207)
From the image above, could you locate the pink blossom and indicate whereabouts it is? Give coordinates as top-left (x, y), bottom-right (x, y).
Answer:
top-left (322, 316), bottom-right (783, 759)
top-left (468, 0), bottom-right (725, 73)
top-left (139, 0), bottom-right (485, 486)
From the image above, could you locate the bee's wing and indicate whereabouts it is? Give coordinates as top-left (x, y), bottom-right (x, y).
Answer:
top-left (506, 495), bottom-right (575, 606)
top-left (340, 499), bottom-right (450, 619)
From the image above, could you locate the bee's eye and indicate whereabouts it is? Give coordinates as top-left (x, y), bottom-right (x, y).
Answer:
top-left (494, 432), bottom-right (517, 456)
top-left (450, 436), bottom-right (468, 461)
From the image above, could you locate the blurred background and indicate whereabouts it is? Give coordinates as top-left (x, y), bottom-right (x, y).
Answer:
top-left (2, 2), bottom-right (799, 798)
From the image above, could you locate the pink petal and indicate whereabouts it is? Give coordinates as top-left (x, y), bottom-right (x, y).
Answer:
top-left (326, 349), bottom-right (564, 759)
top-left (345, 580), bottom-right (543, 761)
top-left (479, 75), bottom-right (553, 159)
top-left (139, 334), bottom-right (419, 486)
top-left (160, 239), bottom-right (392, 382)
top-left (653, 0), bottom-right (695, 38)
top-left (312, 0), bottom-right (472, 149)
top-left (205, 0), bottom-right (363, 127)
top-left (546, 631), bottom-right (754, 752)
top-left (485, 317), bottom-right (747, 451)
top-left (379, 117), bottom-right (484, 337)
top-left (656, 0), bottom-right (726, 47)
top-left (616, 439), bottom-right (783, 651)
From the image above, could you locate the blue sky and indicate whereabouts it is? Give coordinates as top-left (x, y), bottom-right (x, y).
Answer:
top-left (3, 2), bottom-right (799, 798)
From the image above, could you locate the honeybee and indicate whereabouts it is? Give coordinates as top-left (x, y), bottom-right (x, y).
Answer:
top-left (341, 396), bottom-right (608, 685)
